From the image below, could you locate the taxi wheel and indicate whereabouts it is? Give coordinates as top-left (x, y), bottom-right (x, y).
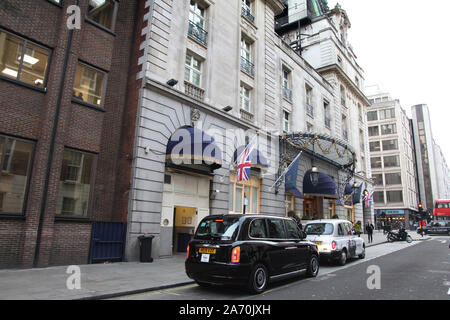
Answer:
top-left (306, 254), bottom-right (319, 277)
top-left (337, 250), bottom-right (347, 266)
top-left (248, 264), bottom-right (268, 294)
top-left (358, 247), bottom-right (366, 259)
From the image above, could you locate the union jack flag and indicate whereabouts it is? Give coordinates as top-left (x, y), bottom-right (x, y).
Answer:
top-left (237, 138), bottom-right (257, 182)
top-left (364, 191), bottom-right (374, 208)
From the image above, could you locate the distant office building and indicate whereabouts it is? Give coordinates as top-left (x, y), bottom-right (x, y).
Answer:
top-left (366, 87), bottom-right (419, 230)
top-left (410, 104), bottom-right (440, 214)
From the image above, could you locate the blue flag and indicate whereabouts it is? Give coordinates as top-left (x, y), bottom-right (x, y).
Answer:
top-left (285, 153), bottom-right (303, 198)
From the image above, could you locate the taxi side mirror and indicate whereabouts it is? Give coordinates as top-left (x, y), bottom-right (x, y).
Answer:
top-left (299, 230), bottom-right (307, 240)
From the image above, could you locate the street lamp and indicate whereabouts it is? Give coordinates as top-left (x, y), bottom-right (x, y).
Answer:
top-left (310, 166), bottom-right (319, 187)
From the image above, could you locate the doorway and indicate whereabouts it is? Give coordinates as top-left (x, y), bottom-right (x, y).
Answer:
top-left (173, 206), bottom-right (197, 254)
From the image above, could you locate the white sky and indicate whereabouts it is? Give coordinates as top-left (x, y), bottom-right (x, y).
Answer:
top-left (328, 0), bottom-right (450, 163)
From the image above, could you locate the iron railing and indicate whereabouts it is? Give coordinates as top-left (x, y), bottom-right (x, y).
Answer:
top-left (188, 21), bottom-right (208, 46)
top-left (240, 56), bottom-right (255, 77)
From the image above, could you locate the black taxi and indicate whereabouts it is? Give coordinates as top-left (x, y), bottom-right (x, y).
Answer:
top-left (185, 214), bottom-right (319, 294)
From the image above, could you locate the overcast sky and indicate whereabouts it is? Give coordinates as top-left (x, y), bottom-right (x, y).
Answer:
top-left (328, 0), bottom-right (450, 163)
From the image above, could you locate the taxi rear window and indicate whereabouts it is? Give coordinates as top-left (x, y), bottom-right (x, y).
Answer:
top-left (304, 223), bottom-right (334, 235)
top-left (195, 217), bottom-right (240, 240)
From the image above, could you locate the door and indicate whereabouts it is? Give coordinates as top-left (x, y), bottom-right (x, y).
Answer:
top-left (284, 219), bottom-right (308, 270)
top-left (266, 218), bottom-right (292, 275)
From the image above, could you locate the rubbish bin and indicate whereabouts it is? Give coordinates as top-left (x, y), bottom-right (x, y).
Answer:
top-left (138, 234), bottom-right (155, 263)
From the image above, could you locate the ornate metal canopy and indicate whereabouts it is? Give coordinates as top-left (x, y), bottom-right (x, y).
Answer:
top-left (275, 132), bottom-right (357, 200)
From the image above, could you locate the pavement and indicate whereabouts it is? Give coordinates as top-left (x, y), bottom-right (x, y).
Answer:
top-left (0, 230), bottom-right (431, 300)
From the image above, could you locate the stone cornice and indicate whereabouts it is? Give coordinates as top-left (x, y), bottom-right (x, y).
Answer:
top-left (266, 0), bottom-right (285, 15)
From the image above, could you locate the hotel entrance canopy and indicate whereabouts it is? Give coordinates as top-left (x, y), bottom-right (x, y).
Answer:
top-left (281, 132), bottom-right (356, 169)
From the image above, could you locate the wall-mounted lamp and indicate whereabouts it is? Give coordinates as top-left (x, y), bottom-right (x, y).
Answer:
top-left (166, 79), bottom-right (178, 87)
top-left (223, 106), bottom-right (233, 112)
top-left (310, 166), bottom-right (319, 187)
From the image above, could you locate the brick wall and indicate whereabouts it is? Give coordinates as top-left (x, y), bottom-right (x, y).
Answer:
top-left (0, 0), bottom-right (140, 268)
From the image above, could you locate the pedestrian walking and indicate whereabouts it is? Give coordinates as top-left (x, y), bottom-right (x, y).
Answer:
top-left (366, 220), bottom-right (375, 243)
top-left (355, 221), bottom-right (362, 237)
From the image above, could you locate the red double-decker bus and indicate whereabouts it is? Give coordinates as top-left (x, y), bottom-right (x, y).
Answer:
top-left (433, 200), bottom-right (450, 221)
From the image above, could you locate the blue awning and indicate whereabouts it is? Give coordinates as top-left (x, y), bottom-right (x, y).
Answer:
top-left (303, 170), bottom-right (339, 199)
top-left (233, 146), bottom-right (269, 168)
top-left (166, 127), bottom-right (222, 170)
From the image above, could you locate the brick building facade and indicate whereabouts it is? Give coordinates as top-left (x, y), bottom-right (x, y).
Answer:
top-left (0, 0), bottom-right (141, 268)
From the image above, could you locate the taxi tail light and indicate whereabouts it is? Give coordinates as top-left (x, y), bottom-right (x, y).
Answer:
top-left (186, 245), bottom-right (190, 259)
top-left (331, 241), bottom-right (337, 250)
top-left (231, 246), bottom-right (240, 263)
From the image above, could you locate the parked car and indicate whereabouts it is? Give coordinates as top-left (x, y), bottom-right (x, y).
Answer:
top-left (304, 219), bottom-right (366, 265)
top-left (424, 221), bottom-right (450, 235)
top-left (185, 214), bottom-right (319, 294)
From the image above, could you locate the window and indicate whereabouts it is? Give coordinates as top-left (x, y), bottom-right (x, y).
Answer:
top-left (230, 174), bottom-right (260, 214)
top-left (342, 115), bottom-right (348, 140)
top-left (87, 0), bottom-right (118, 31)
top-left (283, 111), bottom-right (290, 132)
top-left (340, 85), bottom-right (346, 107)
top-left (370, 141), bottom-right (380, 152)
top-left (367, 111), bottom-right (378, 122)
top-left (373, 191), bottom-right (384, 204)
top-left (368, 126), bottom-right (379, 137)
top-left (384, 155), bottom-right (400, 168)
top-left (241, 0), bottom-right (255, 23)
top-left (371, 157), bottom-right (382, 169)
top-left (0, 135), bottom-right (34, 215)
top-left (385, 173), bottom-right (402, 185)
top-left (285, 220), bottom-right (301, 239)
top-left (0, 29), bottom-right (50, 88)
top-left (282, 69), bottom-right (292, 101)
top-left (379, 108), bottom-right (395, 120)
top-left (240, 84), bottom-right (251, 113)
top-left (240, 37), bottom-right (254, 77)
top-left (306, 122), bottom-right (314, 132)
top-left (381, 123), bottom-right (397, 135)
top-left (306, 84), bottom-right (313, 116)
top-left (56, 149), bottom-right (95, 218)
top-left (73, 63), bottom-right (106, 107)
top-left (387, 191), bottom-right (403, 203)
top-left (184, 52), bottom-right (202, 87)
top-left (249, 219), bottom-right (268, 238)
top-left (324, 99), bottom-right (331, 128)
top-left (267, 219), bottom-right (286, 239)
top-left (188, 0), bottom-right (207, 45)
top-left (382, 139), bottom-right (398, 151)
top-left (372, 174), bottom-right (383, 186)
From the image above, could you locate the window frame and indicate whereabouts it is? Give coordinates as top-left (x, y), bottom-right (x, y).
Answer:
top-left (85, 0), bottom-right (119, 34)
top-left (0, 28), bottom-right (52, 91)
top-left (72, 61), bottom-right (108, 110)
top-left (55, 148), bottom-right (97, 220)
top-left (0, 134), bottom-right (35, 217)
top-left (184, 52), bottom-right (203, 88)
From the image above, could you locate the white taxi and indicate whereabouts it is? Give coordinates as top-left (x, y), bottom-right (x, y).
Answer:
top-left (304, 219), bottom-right (366, 265)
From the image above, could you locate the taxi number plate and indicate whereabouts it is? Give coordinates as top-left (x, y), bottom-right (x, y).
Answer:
top-left (199, 248), bottom-right (216, 254)
top-left (201, 254), bottom-right (210, 263)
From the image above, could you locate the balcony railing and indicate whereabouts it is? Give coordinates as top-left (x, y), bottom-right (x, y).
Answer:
top-left (240, 56), bottom-right (255, 77)
top-left (282, 87), bottom-right (292, 102)
top-left (240, 108), bottom-right (254, 122)
top-left (306, 104), bottom-right (314, 117)
top-left (188, 21), bottom-right (208, 46)
top-left (241, 6), bottom-right (255, 24)
top-left (184, 81), bottom-right (205, 101)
